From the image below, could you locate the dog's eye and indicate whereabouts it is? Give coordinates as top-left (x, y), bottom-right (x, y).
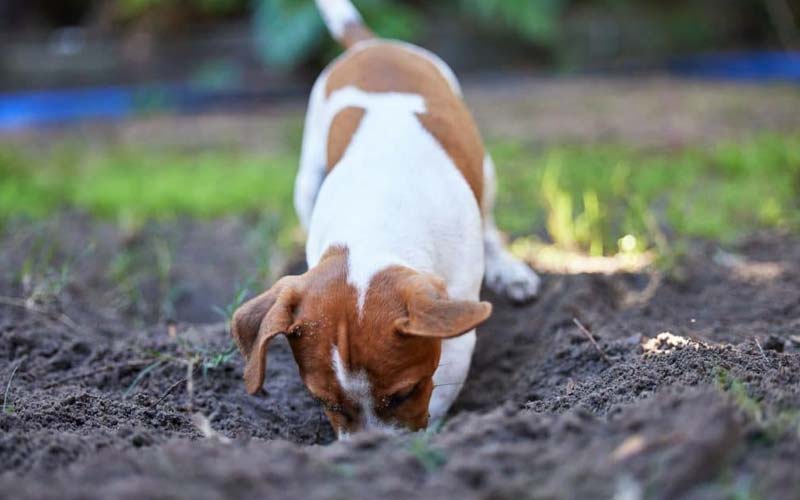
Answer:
top-left (385, 383), bottom-right (420, 409)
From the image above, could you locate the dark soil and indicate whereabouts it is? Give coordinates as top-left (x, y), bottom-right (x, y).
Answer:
top-left (1, 215), bottom-right (798, 499)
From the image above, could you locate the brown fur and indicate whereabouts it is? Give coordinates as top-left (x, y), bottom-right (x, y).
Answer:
top-left (231, 246), bottom-right (491, 434)
top-left (340, 22), bottom-right (374, 49)
top-left (327, 107), bottom-right (366, 170)
top-left (323, 43), bottom-right (485, 204)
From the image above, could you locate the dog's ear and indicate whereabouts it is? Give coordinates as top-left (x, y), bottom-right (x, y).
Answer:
top-left (231, 276), bottom-right (304, 394)
top-left (395, 273), bottom-right (492, 339)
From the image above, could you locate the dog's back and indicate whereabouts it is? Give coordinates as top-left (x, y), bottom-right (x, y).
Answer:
top-left (324, 42), bottom-right (485, 204)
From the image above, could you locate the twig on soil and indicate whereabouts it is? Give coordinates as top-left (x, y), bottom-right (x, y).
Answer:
top-left (0, 295), bottom-right (80, 332)
top-left (573, 318), bottom-right (613, 365)
top-left (153, 364), bottom-right (201, 407)
top-left (42, 359), bottom-right (154, 389)
top-left (3, 356), bottom-right (27, 413)
top-left (754, 338), bottom-right (770, 365)
top-left (153, 377), bottom-right (188, 407)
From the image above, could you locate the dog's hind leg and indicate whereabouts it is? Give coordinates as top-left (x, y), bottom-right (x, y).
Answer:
top-left (481, 154), bottom-right (540, 302)
top-left (294, 76), bottom-right (329, 232)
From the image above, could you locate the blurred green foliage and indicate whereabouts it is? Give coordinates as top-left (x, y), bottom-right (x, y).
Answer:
top-left (105, 0), bottom-right (577, 66)
top-left (253, 0), bottom-right (423, 66)
top-left (99, 0), bottom-right (787, 68)
top-left (252, 0), bottom-right (564, 66)
top-left (2, 133), bottom-right (798, 257)
top-left (117, 0), bottom-right (244, 17)
top-left (457, 0), bottom-right (566, 44)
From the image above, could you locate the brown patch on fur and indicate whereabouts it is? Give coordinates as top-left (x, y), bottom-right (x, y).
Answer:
top-left (340, 22), bottom-right (374, 49)
top-left (288, 256), bottom-right (442, 433)
top-left (324, 43), bottom-right (485, 204)
top-left (231, 275), bottom-right (303, 394)
top-left (232, 246), bottom-right (491, 434)
top-left (327, 107), bottom-right (365, 171)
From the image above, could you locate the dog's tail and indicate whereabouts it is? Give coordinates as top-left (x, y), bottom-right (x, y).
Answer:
top-left (315, 0), bottom-right (375, 49)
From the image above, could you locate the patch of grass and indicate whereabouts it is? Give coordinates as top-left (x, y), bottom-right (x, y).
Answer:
top-left (244, 213), bottom-right (288, 283)
top-left (211, 280), bottom-right (253, 324)
top-left (493, 133), bottom-right (800, 254)
top-left (11, 226), bottom-right (95, 308)
top-left (406, 429), bottom-right (447, 472)
top-left (123, 359), bottom-right (166, 399)
top-left (0, 144), bottom-right (297, 223)
top-left (124, 332), bottom-right (240, 400)
top-left (107, 247), bottom-right (149, 322)
top-left (2, 133), bottom-right (797, 259)
top-left (715, 368), bottom-right (764, 423)
top-left (705, 470), bottom-right (760, 500)
top-left (715, 368), bottom-right (800, 442)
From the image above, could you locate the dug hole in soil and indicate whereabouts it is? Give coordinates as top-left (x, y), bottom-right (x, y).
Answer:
top-left (0, 216), bottom-right (798, 500)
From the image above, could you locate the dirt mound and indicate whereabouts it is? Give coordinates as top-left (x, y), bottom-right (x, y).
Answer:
top-left (1, 218), bottom-right (798, 499)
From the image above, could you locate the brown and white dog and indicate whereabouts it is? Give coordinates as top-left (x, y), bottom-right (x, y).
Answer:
top-left (232, 0), bottom-right (540, 438)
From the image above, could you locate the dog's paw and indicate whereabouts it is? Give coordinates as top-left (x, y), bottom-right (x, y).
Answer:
top-left (485, 253), bottom-right (540, 303)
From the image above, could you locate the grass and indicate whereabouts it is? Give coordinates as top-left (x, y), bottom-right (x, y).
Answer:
top-left (2, 358), bottom-right (24, 415)
top-left (493, 134), bottom-right (800, 254)
top-left (124, 331), bottom-right (242, 400)
top-left (406, 430), bottom-right (447, 472)
top-left (0, 145), bottom-right (297, 223)
top-left (715, 368), bottom-right (800, 442)
top-left (1, 133), bottom-right (798, 259)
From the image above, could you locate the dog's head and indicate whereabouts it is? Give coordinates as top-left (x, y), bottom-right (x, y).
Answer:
top-left (231, 246), bottom-right (491, 436)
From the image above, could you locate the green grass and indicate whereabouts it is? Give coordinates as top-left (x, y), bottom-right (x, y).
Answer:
top-left (494, 134), bottom-right (800, 254)
top-left (1, 133), bottom-right (798, 256)
top-left (715, 368), bottom-right (800, 443)
top-left (0, 145), bottom-right (297, 223)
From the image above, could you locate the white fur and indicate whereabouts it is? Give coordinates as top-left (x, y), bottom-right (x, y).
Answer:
top-left (294, 39), bottom-right (538, 430)
top-left (294, 75), bottom-right (329, 231)
top-left (314, 0), bottom-right (362, 40)
top-left (429, 330), bottom-right (476, 422)
top-left (482, 155), bottom-right (541, 301)
top-left (332, 346), bottom-right (396, 433)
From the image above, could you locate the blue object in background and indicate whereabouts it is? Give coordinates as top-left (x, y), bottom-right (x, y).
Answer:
top-left (0, 84), bottom-right (214, 130)
top-left (670, 51), bottom-right (800, 82)
top-left (0, 83), bottom-right (303, 131)
top-left (0, 87), bottom-right (135, 130)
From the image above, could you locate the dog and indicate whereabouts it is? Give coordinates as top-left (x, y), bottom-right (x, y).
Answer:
top-left (232, 0), bottom-right (540, 438)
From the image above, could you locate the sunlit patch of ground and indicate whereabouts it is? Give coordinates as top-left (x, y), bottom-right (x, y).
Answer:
top-left (510, 236), bottom-right (655, 274)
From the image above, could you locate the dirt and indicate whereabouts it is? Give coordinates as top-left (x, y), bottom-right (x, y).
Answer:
top-left (0, 214), bottom-right (798, 499)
